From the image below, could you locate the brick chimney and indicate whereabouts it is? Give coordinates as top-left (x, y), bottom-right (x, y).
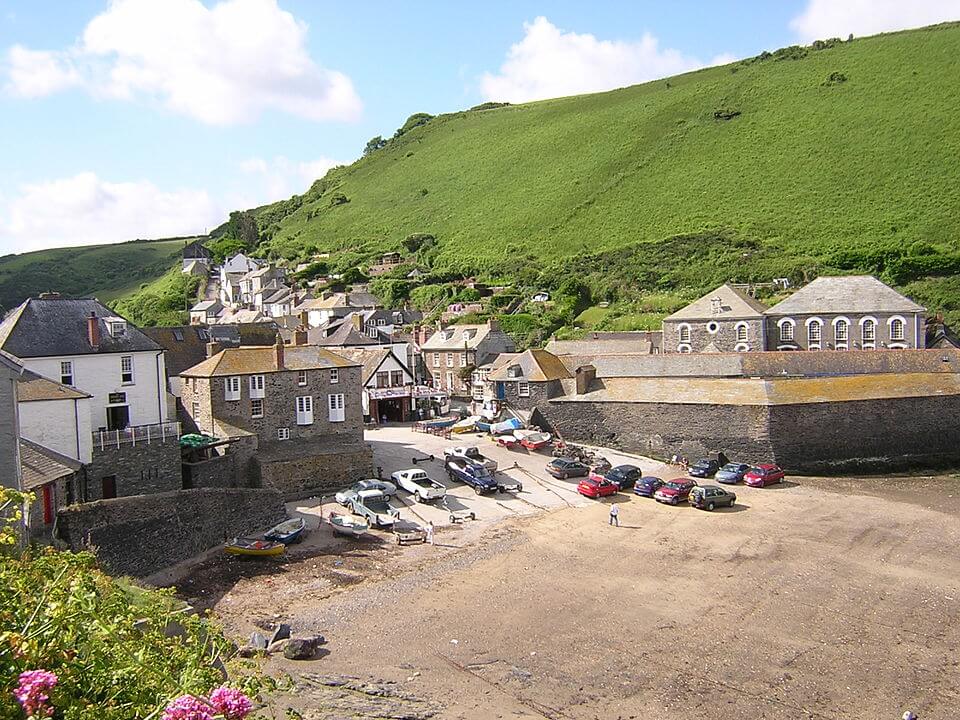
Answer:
top-left (275, 333), bottom-right (285, 369)
top-left (351, 313), bottom-right (363, 331)
top-left (293, 326), bottom-right (308, 346)
top-left (487, 317), bottom-right (500, 332)
top-left (205, 341), bottom-right (222, 357)
top-left (86, 312), bottom-right (100, 348)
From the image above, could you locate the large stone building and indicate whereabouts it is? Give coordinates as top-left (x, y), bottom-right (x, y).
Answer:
top-left (180, 337), bottom-right (372, 497)
top-left (662, 284), bottom-right (767, 354)
top-left (421, 319), bottom-right (517, 397)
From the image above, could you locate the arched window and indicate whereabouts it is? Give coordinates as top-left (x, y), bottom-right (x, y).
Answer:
top-left (678, 344), bottom-right (692, 354)
top-left (807, 320), bottom-right (822, 345)
top-left (889, 317), bottom-right (905, 342)
top-left (678, 324), bottom-right (691, 343)
top-left (735, 322), bottom-right (748, 342)
top-left (834, 318), bottom-right (849, 343)
top-left (862, 318), bottom-right (876, 343)
top-left (778, 319), bottom-right (795, 342)
top-left (734, 343), bottom-right (749, 352)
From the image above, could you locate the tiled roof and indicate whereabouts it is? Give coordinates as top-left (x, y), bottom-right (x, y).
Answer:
top-left (191, 300), bottom-right (221, 312)
top-left (545, 332), bottom-right (661, 357)
top-left (488, 349), bottom-right (572, 382)
top-left (17, 369), bottom-right (90, 402)
top-left (20, 438), bottom-right (82, 490)
top-left (764, 275), bottom-right (925, 315)
top-left (181, 344), bottom-right (359, 377)
top-left (422, 323), bottom-right (493, 350)
top-left (333, 346), bottom-right (395, 384)
top-left (664, 284), bottom-right (768, 321)
top-left (0, 297), bottom-right (162, 358)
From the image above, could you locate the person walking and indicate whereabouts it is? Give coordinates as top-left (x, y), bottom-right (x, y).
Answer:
top-left (425, 520), bottom-right (435, 545)
top-left (609, 503), bottom-right (620, 527)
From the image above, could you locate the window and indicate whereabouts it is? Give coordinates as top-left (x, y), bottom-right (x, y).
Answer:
top-left (249, 375), bottom-right (265, 399)
top-left (296, 395), bottom-right (314, 425)
top-left (60, 360), bottom-right (73, 386)
top-left (446, 371), bottom-right (455, 389)
top-left (834, 319), bottom-right (849, 342)
top-left (446, 353), bottom-right (454, 367)
top-left (808, 321), bottom-right (822, 344)
top-left (109, 321), bottom-right (126, 337)
top-left (277, 428), bottom-right (290, 441)
top-left (678, 324), bottom-right (691, 343)
top-left (298, 370), bottom-right (308, 386)
top-left (433, 353), bottom-right (440, 368)
top-left (390, 370), bottom-right (404, 386)
top-left (330, 368), bottom-right (339, 384)
top-left (779, 320), bottom-right (795, 341)
top-left (225, 376), bottom-right (241, 401)
top-left (678, 345), bottom-right (692, 354)
top-left (376, 318), bottom-right (386, 326)
top-left (120, 355), bottom-right (134, 384)
top-left (518, 382), bottom-right (530, 397)
top-left (327, 393), bottom-right (345, 422)
top-left (890, 317), bottom-right (905, 341)
top-left (459, 353), bottom-right (467, 367)
top-left (376, 371), bottom-right (389, 388)
top-left (368, 327), bottom-right (377, 338)
top-left (173, 329), bottom-right (184, 341)
top-left (251, 399), bottom-right (264, 418)
top-left (862, 319), bottom-right (876, 342)
top-left (706, 321), bottom-right (719, 334)
top-left (192, 401), bottom-right (200, 418)
top-left (197, 328), bottom-right (209, 340)
top-left (735, 323), bottom-right (749, 342)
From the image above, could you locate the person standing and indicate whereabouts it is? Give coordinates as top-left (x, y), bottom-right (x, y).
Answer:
top-left (425, 520), bottom-right (435, 545)
top-left (609, 503), bottom-right (620, 527)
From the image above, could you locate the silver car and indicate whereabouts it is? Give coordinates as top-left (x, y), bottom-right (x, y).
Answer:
top-left (335, 478), bottom-right (397, 505)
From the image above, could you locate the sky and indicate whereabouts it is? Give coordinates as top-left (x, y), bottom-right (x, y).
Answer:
top-left (1, 0), bottom-right (959, 255)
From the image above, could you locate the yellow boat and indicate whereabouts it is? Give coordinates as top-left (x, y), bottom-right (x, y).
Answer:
top-left (224, 537), bottom-right (286, 557)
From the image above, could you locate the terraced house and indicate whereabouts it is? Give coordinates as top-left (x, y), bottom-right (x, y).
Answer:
top-left (422, 319), bottom-right (516, 397)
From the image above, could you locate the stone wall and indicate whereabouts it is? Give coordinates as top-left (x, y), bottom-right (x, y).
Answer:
top-left (498, 379), bottom-right (562, 412)
top-left (256, 440), bottom-right (374, 499)
top-left (57, 487), bottom-right (286, 577)
top-left (84, 438), bottom-right (182, 501)
top-left (663, 317), bottom-right (764, 354)
top-left (764, 312), bottom-right (925, 351)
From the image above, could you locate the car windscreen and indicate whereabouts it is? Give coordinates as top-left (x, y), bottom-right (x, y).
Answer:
top-left (720, 464), bottom-right (741, 472)
top-left (663, 482), bottom-right (686, 490)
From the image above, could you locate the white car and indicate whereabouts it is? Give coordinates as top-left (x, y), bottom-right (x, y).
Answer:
top-left (443, 446), bottom-right (498, 472)
top-left (391, 469), bottom-right (447, 503)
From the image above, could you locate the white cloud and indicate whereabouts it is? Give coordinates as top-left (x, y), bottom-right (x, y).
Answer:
top-left (4, 0), bottom-right (361, 125)
top-left (238, 155), bottom-right (344, 204)
top-left (480, 16), bottom-right (732, 103)
top-left (790, 0), bottom-right (960, 42)
top-left (0, 172), bottom-right (221, 253)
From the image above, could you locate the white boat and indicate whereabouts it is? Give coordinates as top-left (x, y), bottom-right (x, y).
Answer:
top-left (329, 513), bottom-right (369, 538)
top-left (451, 415), bottom-right (481, 433)
top-left (514, 429), bottom-right (552, 450)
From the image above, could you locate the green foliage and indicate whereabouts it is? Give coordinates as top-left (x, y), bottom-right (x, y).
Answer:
top-left (394, 113), bottom-right (434, 138)
top-left (468, 102), bottom-right (510, 111)
top-left (401, 233), bottom-right (436, 254)
top-left (292, 261), bottom-right (329, 281)
top-left (409, 283), bottom-right (454, 310)
top-left (497, 313), bottom-right (543, 347)
top-left (338, 267), bottom-right (368, 285)
top-left (368, 278), bottom-right (414, 308)
top-left (363, 135), bottom-right (387, 156)
top-left (113, 266), bottom-right (203, 326)
top-left (455, 287), bottom-right (482, 303)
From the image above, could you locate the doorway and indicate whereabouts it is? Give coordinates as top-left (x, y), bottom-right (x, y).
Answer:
top-left (106, 405), bottom-right (130, 431)
top-left (101, 475), bottom-right (117, 499)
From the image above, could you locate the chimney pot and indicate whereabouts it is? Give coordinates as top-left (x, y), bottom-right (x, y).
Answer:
top-left (294, 326), bottom-right (308, 346)
top-left (86, 312), bottom-right (100, 348)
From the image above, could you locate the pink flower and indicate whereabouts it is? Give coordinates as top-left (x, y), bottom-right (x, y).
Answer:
top-left (209, 687), bottom-right (253, 720)
top-left (162, 695), bottom-right (214, 720)
top-left (14, 670), bottom-right (57, 717)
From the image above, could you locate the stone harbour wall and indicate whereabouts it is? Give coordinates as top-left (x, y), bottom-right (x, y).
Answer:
top-left (256, 441), bottom-right (374, 499)
top-left (85, 439), bottom-right (182, 500)
top-left (57, 487), bottom-right (286, 578)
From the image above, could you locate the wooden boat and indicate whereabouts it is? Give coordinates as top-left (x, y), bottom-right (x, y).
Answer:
top-left (514, 429), bottom-right (552, 450)
top-left (224, 537), bottom-right (285, 557)
top-left (423, 417), bottom-right (457, 428)
top-left (452, 415), bottom-right (481, 433)
top-left (491, 418), bottom-right (522, 435)
top-left (475, 420), bottom-right (492, 433)
top-left (264, 517), bottom-right (306, 544)
top-left (329, 513), bottom-right (369, 538)
top-left (494, 433), bottom-right (520, 448)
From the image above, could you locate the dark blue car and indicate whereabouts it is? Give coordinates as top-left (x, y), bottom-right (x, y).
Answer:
top-left (715, 463), bottom-right (751, 484)
top-left (634, 476), bottom-right (664, 497)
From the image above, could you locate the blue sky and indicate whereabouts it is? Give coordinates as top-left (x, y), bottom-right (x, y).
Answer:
top-left (1, 0), bottom-right (958, 253)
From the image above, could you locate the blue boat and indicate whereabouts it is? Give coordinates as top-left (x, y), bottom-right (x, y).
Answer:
top-left (264, 517), bottom-right (306, 544)
top-left (475, 421), bottom-right (492, 432)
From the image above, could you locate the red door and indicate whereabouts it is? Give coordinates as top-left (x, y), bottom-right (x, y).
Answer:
top-left (42, 485), bottom-right (54, 525)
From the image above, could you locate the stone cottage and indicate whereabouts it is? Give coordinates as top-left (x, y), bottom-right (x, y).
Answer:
top-left (487, 349), bottom-right (571, 412)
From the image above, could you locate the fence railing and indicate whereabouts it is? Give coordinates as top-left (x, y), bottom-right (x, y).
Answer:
top-left (93, 421), bottom-right (181, 451)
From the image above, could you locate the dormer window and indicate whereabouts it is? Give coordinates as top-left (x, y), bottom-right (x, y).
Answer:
top-left (109, 321), bottom-right (126, 337)
top-left (507, 365), bottom-right (522, 378)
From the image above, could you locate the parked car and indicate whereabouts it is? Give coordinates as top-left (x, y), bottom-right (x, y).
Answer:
top-left (602, 464), bottom-right (642, 490)
top-left (335, 478), bottom-right (397, 505)
top-left (689, 485), bottom-right (737, 511)
top-left (348, 489), bottom-right (400, 528)
top-left (390, 469), bottom-right (447, 503)
top-left (634, 476), bottom-right (664, 498)
top-left (688, 459), bottom-right (720, 478)
top-left (443, 445), bottom-right (498, 472)
top-left (715, 463), bottom-right (751, 484)
top-left (576, 476), bottom-right (618, 499)
top-left (445, 456), bottom-right (500, 494)
top-left (654, 479), bottom-right (698, 505)
top-left (744, 464), bottom-right (786, 487)
top-left (545, 458), bottom-right (590, 479)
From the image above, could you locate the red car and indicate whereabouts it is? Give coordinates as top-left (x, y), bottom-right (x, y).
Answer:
top-left (744, 464), bottom-right (785, 487)
top-left (653, 479), bottom-right (697, 505)
top-left (577, 476), bottom-right (618, 499)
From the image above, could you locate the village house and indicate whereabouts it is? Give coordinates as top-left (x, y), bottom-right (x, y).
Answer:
top-left (334, 346), bottom-right (417, 423)
top-left (189, 300), bottom-right (223, 325)
top-left (182, 239), bottom-right (212, 271)
top-left (294, 291), bottom-right (382, 328)
top-left (179, 337), bottom-right (371, 497)
top-left (421, 320), bottom-right (517, 397)
top-left (17, 369), bottom-right (92, 464)
top-left (239, 266), bottom-right (287, 307)
top-left (487, 349), bottom-right (571, 413)
top-left (0, 351), bottom-right (21, 490)
top-left (366, 251), bottom-right (407, 277)
top-left (471, 353), bottom-right (519, 404)
top-left (763, 275), bottom-right (926, 351)
top-left (662, 284), bottom-right (768, 354)
top-left (218, 253), bottom-right (263, 307)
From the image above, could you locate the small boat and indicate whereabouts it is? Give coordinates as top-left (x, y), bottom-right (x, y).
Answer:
top-left (224, 537), bottom-right (285, 557)
top-left (329, 513), bottom-right (369, 538)
top-left (515, 429), bottom-right (552, 450)
top-left (491, 418), bottom-right (522, 435)
top-left (264, 517), bottom-right (306, 544)
top-left (494, 433), bottom-right (520, 448)
top-left (452, 415), bottom-right (481, 433)
top-left (423, 417), bottom-right (457, 428)
top-left (475, 420), bottom-right (492, 433)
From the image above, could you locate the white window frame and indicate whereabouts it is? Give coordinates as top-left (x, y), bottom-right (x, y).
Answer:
top-left (889, 315), bottom-right (906, 342)
top-left (677, 344), bottom-right (692, 354)
top-left (806, 317), bottom-right (822, 347)
top-left (518, 382), bottom-right (530, 398)
top-left (277, 427), bottom-right (290, 441)
top-left (192, 401), bottom-right (200, 419)
top-left (433, 353), bottom-right (440, 368)
top-left (460, 353), bottom-right (467, 367)
top-left (735, 322), bottom-right (749, 342)
top-left (60, 360), bottom-right (74, 386)
top-left (833, 316), bottom-right (850, 344)
top-left (734, 343), bottom-right (749, 352)
top-left (778, 318), bottom-right (795, 342)
top-left (225, 376), bottom-right (241, 401)
top-left (860, 316), bottom-right (877, 344)
top-left (446, 371), bottom-right (455, 389)
top-left (249, 374), bottom-right (265, 399)
top-left (706, 321), bottom-right (719, 335)
top-left (677, 323), bottom-right (692, 344)
top-left (327, 393), bottom-right (345, 422)
top-left (109, 321), bottom-right (126, 337)
top-left (298, 370), bottom-right (308, 386)
top-left (120, 355), bottom-right (134, 385)
top-left (251, 398), bottom-right (264, 418)
top-left (296, 395), bottom-right (314, 425)
top-left (330, 368), bottom-right (339, 384)
top-left (446, 353), bottom-right (454, 367)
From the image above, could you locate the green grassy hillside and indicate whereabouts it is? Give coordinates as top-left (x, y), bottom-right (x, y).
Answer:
top-left (0, 237), bottom-right (194, 313)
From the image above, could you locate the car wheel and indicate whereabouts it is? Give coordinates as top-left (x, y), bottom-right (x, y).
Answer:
top-left (415, 491), bottom-right (422, 503)
top-left (707, 502), bottom-right (715, 511)
top-left (671, 497), bottom-right (678, 505)
top-left (561, 472), bottom-right (568, 479)
top-left (475, 487), bottom-right (483, 495)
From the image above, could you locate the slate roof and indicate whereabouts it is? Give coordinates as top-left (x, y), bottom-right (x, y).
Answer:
top-left (333, 347), bottom-right (397, 384)
top-left (309, 322), bottom-right (379, 347)
top-left (207, 322), bottom-right (279, 347)
top-left (191, 300), bottom-right (222, 312)
top-left (764, 275), bottom-right (925, 315)
top-left (545, 331), bottom-right (662, 357)
top-left (488, 349), bottom-right (572, 382)
top-left (422, 323), bottom-right (495, 351)
top-left (0, 297), bottom-right (162, 358)
top-left (20, 437), bottom-right (82, 489)
top-left (367, 308), bottom-right (423, 325)
top-left (141, 325), bottom-right (212, 377)
top-left (664, 284), bottom-right (768, 322)
top-left (17, 369), bottom-right (90, 402)
top-left (181, 344), bottom-right (359, 377)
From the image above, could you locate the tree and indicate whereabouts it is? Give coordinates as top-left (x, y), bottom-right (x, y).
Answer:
top-left (363, 135), bottom-right (387, 156)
